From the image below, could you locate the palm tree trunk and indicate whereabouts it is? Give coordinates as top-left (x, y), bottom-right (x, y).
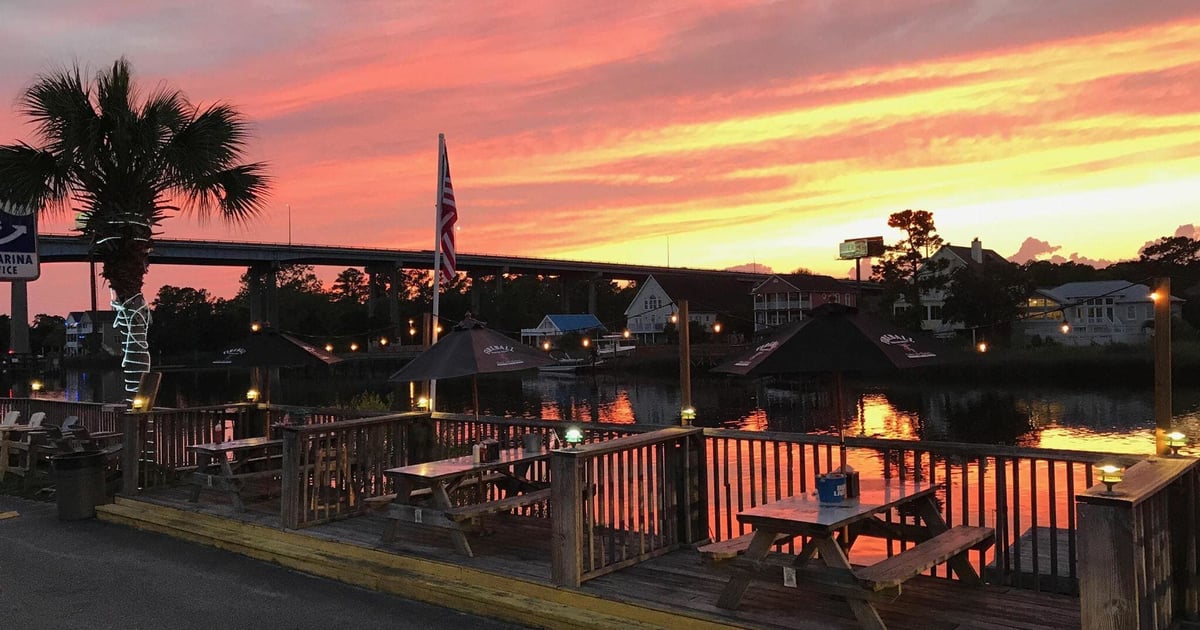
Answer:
top-left (112, 292), bottom-right (152, 399)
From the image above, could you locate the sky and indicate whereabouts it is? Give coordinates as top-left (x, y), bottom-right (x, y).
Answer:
top-left (3, 0), bottom-right (1200, 318)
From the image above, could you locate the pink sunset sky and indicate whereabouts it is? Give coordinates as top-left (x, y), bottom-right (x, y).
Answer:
top-left (3, 0), bottom-right (1200, 318)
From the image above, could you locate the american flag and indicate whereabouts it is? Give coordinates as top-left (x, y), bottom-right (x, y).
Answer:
top-left (438, 143), bottom-right (458, 284)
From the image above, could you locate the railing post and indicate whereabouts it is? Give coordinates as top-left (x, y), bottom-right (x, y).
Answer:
top-left (280, 425), bottom-right (301, 529)
top-left (551, 448), bottom-right (584, 587)
top-left (672, 429), bottom-right (708, 545)
top-left (120, 411), bottom-right (140, 495)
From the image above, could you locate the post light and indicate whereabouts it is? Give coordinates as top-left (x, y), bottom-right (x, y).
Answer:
top-left (582, 337), bottom-right (590, 348)
top-left (30, 379), bottom-right (43, 393)
top-left (563, 426), bottom-right (584, 447)
top-left (324, 343), bottom-right (334, 352)
top-left (250, 322), bottom-right (262, 333)
top-left (379, 337), bottom-right (389, 347)
top-left (713, 323), bottom-right (722, 334)
top-left (349, 342), bottom-right (359, 352)
top-left (435, 325), bottom-right (443, 334)
top-left (680, 406), bottom-right (697, 425)
top-left (415, 396), bottom-right (429, 410)
top-left (1166, 431), bottom-right (1187, 456)
top-left (131, 396), bottom-right (147, 412)
top-left (1098, 464), bottom-right (1124, 493)
top-left (622, 330), bottom-right (631, 339)
top-left (670, 313), bottom-right (678, 324)
top-left (1150, 291), bottom-right (1161, 302)
top-left (976, 341), bottom-right (989, 353)
top-left (409, 327), bottom-right (417, 337)
top-left (542, 340), bottom-right (551, 351)
top-left (245, 388), bottom-right (260, 403)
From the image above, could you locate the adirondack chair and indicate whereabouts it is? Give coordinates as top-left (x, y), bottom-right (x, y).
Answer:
top-left (1, 411), bottom-right (19, 427)
top-left (27, 412), bottom-right (46, 427)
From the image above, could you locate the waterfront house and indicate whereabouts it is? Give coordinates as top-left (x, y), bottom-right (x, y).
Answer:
top-left (894, 237), bottom-right (1009, 334)
top-left (1021, 280), bottom-right (1182, 345)
top-left (65, 310), bottom-right (121, 357)
top-left (750, 273), bottom-right (857, 331)
top-left (624, 274), bottom-right (751, 343)
top-left (519, 314), bottom-right (605, 346)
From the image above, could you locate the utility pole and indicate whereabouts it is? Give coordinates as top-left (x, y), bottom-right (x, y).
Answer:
top-left (1154, 277), bottom-right (1172, 456)
top-left (678, 299), bottom-right (692, 425)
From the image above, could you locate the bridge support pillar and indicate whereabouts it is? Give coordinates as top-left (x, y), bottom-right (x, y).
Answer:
top-left (470, 273), bottom-right (482, 315)
top-left (388, 264), bottom-right (401, 341)
top-left (560, 277), bottom-right (571, 312)
top-left (247, 263), bottom-right (279, 328)
top-left (587, 277), bottom-right (597, 316)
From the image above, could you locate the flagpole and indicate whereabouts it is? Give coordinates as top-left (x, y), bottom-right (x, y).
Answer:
top-left (430, 133), bottom-right (446, 412)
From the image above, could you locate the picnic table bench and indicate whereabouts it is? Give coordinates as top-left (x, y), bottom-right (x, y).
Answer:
top-left (381, 447), bottom-right (551, 557)
top-left (716, 480), bottom-right (994, 630)
top-left (187, 437), bottom-right (283, 512)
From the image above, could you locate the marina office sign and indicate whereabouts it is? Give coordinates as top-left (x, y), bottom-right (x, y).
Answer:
top-left (0, 201), bottom-right (39, 281)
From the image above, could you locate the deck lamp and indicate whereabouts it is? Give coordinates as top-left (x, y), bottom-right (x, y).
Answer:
top-left (554, 425), bottom-right (585, 448)
top-left (30, 379), bottom-right (43, 393)
top-left (131, 396), bottom-right (147, 412)
top-left (414, 396), bottom-right (430, 410)
top-left (1166, 431), bottom-right (1187, 457)
top-left (250, 321), bottom-right (262, 333)
top-left (623, 330), bottom-right (631, 339)
top-left (976, 341), bottom-right (989, 353)
top-left (680, 406), bottom-right (696, 425)
top-left (324, 343), bottom-right (334, 352)
top-left (379, 337), bottom-right (389, 347)
top-left (1098, 464), bottom-right (1124, 493)
top-left (245, 388), bottom-right (261, 403)
top-left (349, 342), bottom-right (359, 352)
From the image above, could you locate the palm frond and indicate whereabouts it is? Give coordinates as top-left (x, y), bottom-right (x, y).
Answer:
top-left (179, 162), bottom-right (270, 225)
top-left (0, 143), bottom-right (73, 216)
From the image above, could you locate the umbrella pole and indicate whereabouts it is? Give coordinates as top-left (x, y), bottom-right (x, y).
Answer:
top-left (835, 371), bottom-right (847, 472)
top-left (473, 375), bottom-right (480, 421)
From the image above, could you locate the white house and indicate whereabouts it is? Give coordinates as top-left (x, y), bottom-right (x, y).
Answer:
top-left (894, 237), bottom-right (1009, 334)
top-left (750, 273), bottom-right (857, 331)
top-left (64, 310), bottom-right (120, 357)
top-left (624, 274), bottom-right (751, 343)
top-left (1021, 281), bottom-right (1182, 346)
top-left (520, 314), bottom-right (605, 346)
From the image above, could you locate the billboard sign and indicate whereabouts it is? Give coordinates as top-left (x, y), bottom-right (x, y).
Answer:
top-left (839, 236), bottom-right (885, 260)
top-left (0, 201), bottom-right (39, 280)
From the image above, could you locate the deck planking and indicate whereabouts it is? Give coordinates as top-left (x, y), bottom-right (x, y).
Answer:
top-left (122, 486), bottom-right (1080, 629)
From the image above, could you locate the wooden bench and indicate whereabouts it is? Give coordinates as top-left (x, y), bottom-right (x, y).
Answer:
top-left (444, 487), bottom-right (551, 522)
top-left (699, 532), bottom-right (793, 563)
top-left (854, 525), bottom-right (994, 591)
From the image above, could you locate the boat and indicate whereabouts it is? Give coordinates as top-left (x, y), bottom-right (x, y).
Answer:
top-left (594, 335), bottom-right (636, 360)
top-left (537, 354), bottom-right (606, 374)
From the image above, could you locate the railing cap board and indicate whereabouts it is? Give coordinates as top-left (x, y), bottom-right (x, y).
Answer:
top-left (703, 427), bottom-right (1147, 465)
top-left (1076, 456), bottom-right (1198, 507)
top-left (553, 426), bottom-right (702, 457)
top-left (278, 411), bottom-right (432, 434)
top-left (432, 412), bottom-right (654, 434)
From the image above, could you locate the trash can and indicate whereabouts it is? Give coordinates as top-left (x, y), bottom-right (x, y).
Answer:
top-left (51, 451), bottom-right (107, 520)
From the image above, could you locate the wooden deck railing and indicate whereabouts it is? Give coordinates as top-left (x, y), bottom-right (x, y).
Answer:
top-left (1077, 457), bottom-right (1200, 629)
top-left (551, 427), bottom-right (708, 587)
top-left (120, 404), bottom-right (257, 491)
top-left (0, 398), bottom-right (122, 433)
top-left (278, 412), bottom-right (645, 529)
top-left (702, 428), bottom-right (1143, 595)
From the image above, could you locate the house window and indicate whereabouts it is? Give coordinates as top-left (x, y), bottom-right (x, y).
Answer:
top-left (645, 295), bottom-right (661, 311)
top-left (1127, 305), bottom-right (1137, 320)
top-left (1085, 298), bottom-right (1115, 323)
top-left (926, 305), bottom-right (942, 321)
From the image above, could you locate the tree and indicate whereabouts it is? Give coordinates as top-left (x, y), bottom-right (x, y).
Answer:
top-left (331, 268), bottom-right (370, 304)
top-left (1140, 235), bottom-right (1200, 267)
top-left (0, 59), bottom-right (269, 396)
top-left (29, 314), bottom-right (66, 355)
top-left (940, 261), bottom-right (1032, 344)
top-left (871, 209), bottom-right (947, 328)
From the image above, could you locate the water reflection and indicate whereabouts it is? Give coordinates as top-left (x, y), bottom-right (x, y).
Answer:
top-left (15, 367), bottom-right (1200, 454)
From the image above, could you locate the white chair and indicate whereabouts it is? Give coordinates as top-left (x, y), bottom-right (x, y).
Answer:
top-left (0, 411), bottom-right (19, 427)
top-left (27, 412), bottom-right (46, 427)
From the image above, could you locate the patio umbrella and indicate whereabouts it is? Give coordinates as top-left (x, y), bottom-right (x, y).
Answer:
top-left (214, 329), bottom-right (344, 368)
top-left (713, 303), bottom-right (960, 468)
top-left (388, 316), bottom-right (557, 418)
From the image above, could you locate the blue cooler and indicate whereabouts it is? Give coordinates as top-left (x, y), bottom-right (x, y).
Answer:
top-left (816, 473), bottom-right (847, 504)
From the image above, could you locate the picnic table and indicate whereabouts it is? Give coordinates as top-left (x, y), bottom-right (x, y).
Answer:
top-left (381, 447), bottom-right (551, 557)
top-left (715, 480), bottom-right (994, 630)
top-left (187, 437), bottom-right (283, 512)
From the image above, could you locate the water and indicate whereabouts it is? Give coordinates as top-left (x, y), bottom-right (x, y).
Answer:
top-left (30, 366), bottom-right (1200, 455)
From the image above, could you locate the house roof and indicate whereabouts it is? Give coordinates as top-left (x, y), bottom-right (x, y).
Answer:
top-left (752, 273), bottom-right (850, 294)
top-left (544, 314), bottom-right (605, 333)
top-left (650, 274), bottom-right (752, 314)
top-left (939, 243), bottom-right (1008, 271)
top-left (1045, 281), bottom-right (1176, 305)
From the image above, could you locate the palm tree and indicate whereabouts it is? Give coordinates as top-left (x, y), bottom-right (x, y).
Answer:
top-left (0, 58), bottom-right (270, 397)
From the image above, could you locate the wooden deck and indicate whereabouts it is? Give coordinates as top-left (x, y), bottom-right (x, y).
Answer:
top-left (97, 484), bottom-right (1081, 629)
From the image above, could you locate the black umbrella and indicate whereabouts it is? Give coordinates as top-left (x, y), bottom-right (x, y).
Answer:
top-left (713, 303), bottom-right (960, 468)
top-left (388, 316), bottom-right (557, 418)
top-left (214, 330), bottom-right (344, 368)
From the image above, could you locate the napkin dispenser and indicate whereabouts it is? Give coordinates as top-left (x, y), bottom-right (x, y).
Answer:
top-left (480, 438), bottom-right (501, 462)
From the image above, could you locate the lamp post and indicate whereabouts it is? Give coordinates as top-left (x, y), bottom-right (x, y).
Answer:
top-left (1153, 277), bottom-right (1171, 456)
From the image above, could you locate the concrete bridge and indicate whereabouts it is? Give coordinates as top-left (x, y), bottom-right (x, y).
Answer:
top-left (7, 234), bottom-right (766, 353)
